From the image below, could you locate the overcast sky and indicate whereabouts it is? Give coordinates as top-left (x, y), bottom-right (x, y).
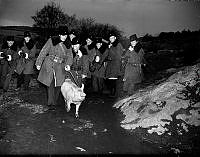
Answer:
top-left (0, 0), bottom-right (199, 36)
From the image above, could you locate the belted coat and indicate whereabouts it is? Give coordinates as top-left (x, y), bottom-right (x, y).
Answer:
top-left (35, 36), bottom-right (73, 87)
top-left (101, 41), bottom-right (124, 79)
top-left (123, 46), bottom-right (146, 84)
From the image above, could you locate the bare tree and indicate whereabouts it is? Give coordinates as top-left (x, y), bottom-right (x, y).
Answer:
top-left (31, 1), bottom-right (68, 38)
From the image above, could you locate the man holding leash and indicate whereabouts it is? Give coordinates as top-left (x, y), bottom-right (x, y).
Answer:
top-left (35, 26), bottom-right (73, 110)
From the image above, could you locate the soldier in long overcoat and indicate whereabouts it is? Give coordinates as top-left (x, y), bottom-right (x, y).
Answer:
top-left (35, 26), bottom-right (73, 110)
top-left (0, 36), bottom-right (19, 92)
top-left (122, 34), bottom-right (146, 96)
top-left (83, 35), bottom-right (96, 92)
top-left (91, 37), bottom-right (107, 94)
top-left (101, 32), bottom-right (124, 97)
top-left (15, 31), bottom-right (37, 90)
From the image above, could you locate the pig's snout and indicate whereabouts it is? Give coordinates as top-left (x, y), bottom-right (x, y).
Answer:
top-left (81, 92), bottom-right (86, 98)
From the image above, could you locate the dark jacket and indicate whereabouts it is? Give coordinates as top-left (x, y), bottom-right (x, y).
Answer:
top-left (84, 44), bottom-right (96, 78)
top-left (0, 41), bottom-right (19, 89)
top-left (101, 41), bottom-right (124, 79)
top-left (123, 45), bottom-right (146, 84)
top-left (65, 50), bottom-right (88, 87)
top-left (92, 48), bottom-right (106, 78)
top-left (15, 39), bottom-right (37, 74)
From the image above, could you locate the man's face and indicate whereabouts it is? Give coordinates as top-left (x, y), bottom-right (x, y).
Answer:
top-left (24, 36), bottom-right (31, 43)
top-left (86, 38), bottom-right (92, 45)
top-left (7, 41), bottom-right (14, 47)
top-left (96, 43), bottom-right (102, 49)
top-left (72, 44), bottom-right (80, 52)
top-left (69, 34), bottom-right (76, 41)
top-left (109, 36), bottom-right (116, 43)
top-left (60, 35), bottom-right (68, 42)
top-left (130, 40), bottom-right (137, 47)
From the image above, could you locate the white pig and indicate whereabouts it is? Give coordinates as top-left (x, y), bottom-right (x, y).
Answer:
top-left (61, 79), bottom-right (86, 118)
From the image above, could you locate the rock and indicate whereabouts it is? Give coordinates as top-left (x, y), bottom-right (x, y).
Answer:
top-left (114, 63), bottom-right (200, 135)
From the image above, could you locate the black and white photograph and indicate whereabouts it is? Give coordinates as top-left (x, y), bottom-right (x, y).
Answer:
top-left (0, 0), bottom-right (200, 155)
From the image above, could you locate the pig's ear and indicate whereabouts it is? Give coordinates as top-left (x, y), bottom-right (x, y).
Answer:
top-left (81, 83), bottom-right (84, 91)
top-left (65, 78), bottom-right (71, 82)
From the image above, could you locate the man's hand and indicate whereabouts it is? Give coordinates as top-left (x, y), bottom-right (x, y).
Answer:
top-left (95, 56), bottom-right (100, 62)
top-left (25, 53), bottom-right (28, 59)
top-left (65, 65), bottom-right (70, 71)
top-left (7, 55), bottom-right (12, 61)
top-left (18, 50), bottom-right (26, 58)
top-left (77, 50), bottom-right (83, 58)
top-left (108, 44), bottom-right (112, 49)
top-left (0, 52), bottom-right (4, 59)
top-left (128, 46), bottom-right (134, 51)
top-left (18, 50), bottom-right (22, 55)
top-left (36, 65), bottom-right (41, 70)
top-left (82, 74), bottom-right (87, 79)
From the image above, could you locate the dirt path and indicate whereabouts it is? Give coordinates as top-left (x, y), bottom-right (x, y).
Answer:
top-left (0, 87), bottom-right (165, 155)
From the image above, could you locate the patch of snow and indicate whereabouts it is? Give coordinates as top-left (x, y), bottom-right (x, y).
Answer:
top-left (114, 63), bottom-right (200, 135)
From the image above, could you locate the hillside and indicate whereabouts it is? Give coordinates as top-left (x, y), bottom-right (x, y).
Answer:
top-left (0, 26), bottom-right (39, 43)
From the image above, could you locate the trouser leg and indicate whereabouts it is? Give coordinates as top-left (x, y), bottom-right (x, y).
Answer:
top-left (128, 83), bottom-right (135, 96)
top-left (108, 79), bottom-right (117, 96)
top-left (54, 86), bottom-right (61, 104)
top-left (3, 72), bottom-right (12, 91)
top-left (92, 76), bottom-right (98, 92)
top-left (98, 78), bottom-right (104, 93)
top-left (47, 79), bottom-right (55, 106)
top-left (24, 74), bottom-right (31, 89)
top-left (0, 65), bottom-right (3, 88)
top-left (112, 79), bottom-right (117, 96)
top-left (107, 79), bottom-right (112, 95)
top-left (16, 73), bottom-right (24, 88)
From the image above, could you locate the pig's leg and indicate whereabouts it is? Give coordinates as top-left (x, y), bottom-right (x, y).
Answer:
top-left (65, 100), bottom-right (71, 112)
top-left (75, 103), bottom-right (81, 118)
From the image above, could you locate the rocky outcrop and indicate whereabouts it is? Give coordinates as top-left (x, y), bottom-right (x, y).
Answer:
top-left (114, 63), bottom-right (200, 136)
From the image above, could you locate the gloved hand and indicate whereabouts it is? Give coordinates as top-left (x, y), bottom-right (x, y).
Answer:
top-left (7, 55), bottom-right (12, 61)
top-left (25, 53), bottom-right (29, 59)
top-left (77, 50), bottom-right (83, 58)
top-left (36, 65), bottom-right (41, 70)
top-left (128, 46), bottom-right (134, 51)
top-left (0, 52), bottom-right (4, 59)
top-left (18, 50), bottom-right (22, 55)
top-left (108, 44), bottom-right (112, 49)
top-left (18, 50), bottom-right (26, 58)
top-left (95, 56), bottom-right (100, 62)
top-left (82, 74), bottom-right (87, 79)
top-left (65, 65), bottom-right (70, 71)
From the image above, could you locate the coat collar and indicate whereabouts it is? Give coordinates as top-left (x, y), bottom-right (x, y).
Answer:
top-left (25, 39), bottom-right (35, 50)
top-left (51, 36), bottom-right (62, 46)
top-left (110, 39), bottom-right (119, 48)
top-left (134, 42), bottom-right (142, 53)
top-left (51, 36), bottom-right (72, 49)
top-left (1, 41), bottom-right (18, 51)
top-left (128, 42), bottom-right (142, 53)
top-left (19, 38), bottom-right (35, 50)
top-left (87, 42), bottom-right (95, 50)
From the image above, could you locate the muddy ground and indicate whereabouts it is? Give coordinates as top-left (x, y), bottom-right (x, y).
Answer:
top-left (0, 74), bottom-right (199, 155)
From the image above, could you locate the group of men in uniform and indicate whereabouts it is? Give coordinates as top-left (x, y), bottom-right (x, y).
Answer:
top-left (0, 26), bottom-right (146, 111)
